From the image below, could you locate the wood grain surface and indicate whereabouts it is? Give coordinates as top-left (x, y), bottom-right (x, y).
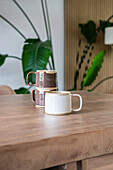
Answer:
top-left (82, 153), bottom-right (113, 170)
top-left (1, 92), bottom-right (113, 169)
top-left (65, 0), bottom-right (113, 93)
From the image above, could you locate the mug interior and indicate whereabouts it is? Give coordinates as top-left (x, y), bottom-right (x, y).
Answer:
top-left (46, 91), bottom-right (70, 95)
top-left (36, 70), bottom-right (57, 74)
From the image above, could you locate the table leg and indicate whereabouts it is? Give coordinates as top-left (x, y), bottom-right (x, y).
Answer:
top-left (65, 162), bottom-right (77, 170)
top-left (45, 162), bottom-right (77, 170)
top-left (45, 165), bottom-right (65, 170)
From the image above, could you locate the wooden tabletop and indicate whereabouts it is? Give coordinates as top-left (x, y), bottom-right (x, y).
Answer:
top-left (1, 91), bottom-right (113, 169)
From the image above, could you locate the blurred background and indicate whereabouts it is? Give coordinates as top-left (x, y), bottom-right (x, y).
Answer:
top-left (1, 0), bottom-right (113, 94)
top-left (0, 0), bottom-right (64, 91)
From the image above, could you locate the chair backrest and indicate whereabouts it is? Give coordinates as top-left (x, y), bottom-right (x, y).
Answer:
top-left (0, 85), bottom-right (16, 95)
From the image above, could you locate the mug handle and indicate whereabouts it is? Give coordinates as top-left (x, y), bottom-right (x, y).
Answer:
top-left (27, 71), bottom-right (36, 86)
top-left (32, 89), bottom-right (36, 103)
top-left (71, 94), bottom-right (82, 111)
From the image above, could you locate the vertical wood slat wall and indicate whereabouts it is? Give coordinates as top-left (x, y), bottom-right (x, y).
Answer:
top-left (65, 0), bottom-right (113, 93)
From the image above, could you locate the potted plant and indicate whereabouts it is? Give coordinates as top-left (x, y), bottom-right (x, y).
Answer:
top-left (0, 0), bottom-right (55, 94)
top-left (73, 15), bottom-right (113, 92)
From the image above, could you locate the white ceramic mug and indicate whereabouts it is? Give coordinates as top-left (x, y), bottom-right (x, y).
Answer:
top-left (45, 91), bottom-right (82, 115)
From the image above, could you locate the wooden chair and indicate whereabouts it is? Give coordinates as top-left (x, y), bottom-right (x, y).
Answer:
top-left (0, 85), bottom-right (16, 95)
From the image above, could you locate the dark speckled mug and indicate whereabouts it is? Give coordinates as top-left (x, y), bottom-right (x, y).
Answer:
top-left (32, 87), bottom-right (57, 107)
top-left (27, 70), bottom-right (57, 88)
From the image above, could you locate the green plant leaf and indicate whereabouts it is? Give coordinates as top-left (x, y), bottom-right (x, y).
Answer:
top-left (88, 89), bottom-right (93, 92)
top-left (82, 50), bottom-right (105, 89)
top-left (99, 20), bottom-right (113, 33)
top-left (14, 87), bottom-right (30, 94)
top-left (22, 38), bottom-right (51, 84)
top-left (0, 54), bottom-right (8, 66)
top-left (79, 20), bottom-right (96, 43)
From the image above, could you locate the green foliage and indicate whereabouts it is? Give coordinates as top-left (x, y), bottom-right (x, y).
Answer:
top-left (100, 20), bottom-right (113, 33)
top-left (0, 54), bottom-right (8, 66)
top-left (14, 87), bottom-right (30, 94)
top-left (74, 16), bottom-right (113, 91)
top-left (22, 38), bottom-right (51, 84)
top-left (82, 50), bottom-right (105, 89)
top-left (0, 0), bottom-right (55, 94)
top-left (79, 20), bottom-right (96, 44)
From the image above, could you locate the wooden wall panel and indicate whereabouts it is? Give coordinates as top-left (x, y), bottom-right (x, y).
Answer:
top-left (65, 0), bottom-right (113, 93)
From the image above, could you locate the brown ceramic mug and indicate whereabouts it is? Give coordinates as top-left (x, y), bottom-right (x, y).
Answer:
top-left (27, 70), bottom-right (57, 88)
top-left (32, 87), bottom-right (57, 107)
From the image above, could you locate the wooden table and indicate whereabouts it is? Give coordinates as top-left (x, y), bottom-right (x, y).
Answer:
top-left (1, 91), bottom-right (113, 170)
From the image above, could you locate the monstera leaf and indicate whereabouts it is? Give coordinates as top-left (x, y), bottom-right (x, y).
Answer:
top-left (79, 20), bottom-right (96, 43)
top-left (99, 20), bottom-right (113, 33)
top-left (82, 50), bottom-right (105, 89)
top-left (0, 54), bottom-right (8, 66)
top-left (22, 38), bottom-right (51, 84)
top-left (14, 87), bottom-right (30, 94)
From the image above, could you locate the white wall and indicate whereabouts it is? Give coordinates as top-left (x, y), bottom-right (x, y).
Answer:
top-left (0, 0), bottom-right (64, 91)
